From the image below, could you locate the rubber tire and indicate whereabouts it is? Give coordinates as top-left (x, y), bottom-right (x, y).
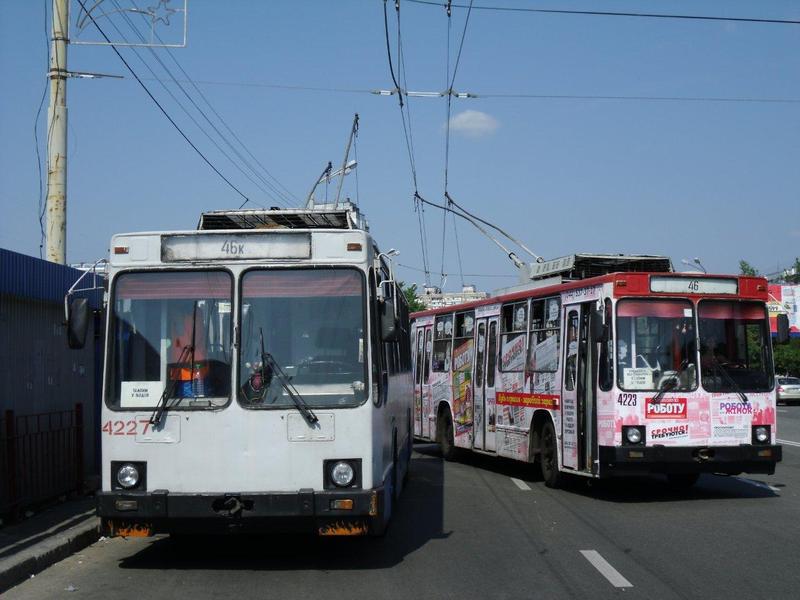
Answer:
top-left (439, 409), bottom-right (457, 461)
top-left (529, 427), bottom-right (541, 475)
top-left (539, 420), bottom-right (564, 489)
top-left (667, 473), bottom-right (700, 488)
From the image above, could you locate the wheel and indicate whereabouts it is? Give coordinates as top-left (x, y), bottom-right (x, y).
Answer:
top-left (438, 408), bottom-right (457, 461)
top-left (666, 473), bottom-right (699, 488)
top-left (539, 420), bottom-right (563, 488)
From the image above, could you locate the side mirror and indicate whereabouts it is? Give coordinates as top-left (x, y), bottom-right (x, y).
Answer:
top-left (590, 308), bottom-right (607, 343)
top-left (67, 297), bottom-right (90, 349)
top-left (380, 299), bottom-right (399, 342)
top-left (776, 314), bottom-right (790, 345)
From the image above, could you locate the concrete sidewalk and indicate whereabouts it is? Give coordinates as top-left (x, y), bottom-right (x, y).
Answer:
top-left (0, 497), bottom-right (99, 594)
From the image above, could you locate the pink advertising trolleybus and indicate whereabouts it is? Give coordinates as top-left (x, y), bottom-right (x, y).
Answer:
top-left (410, 254), bottom-right (786, 488)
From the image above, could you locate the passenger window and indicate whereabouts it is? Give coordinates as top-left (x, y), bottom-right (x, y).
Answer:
top-left (475, 322), bottom-right (486, 386)
top-left (500, 301), bottom-right (528, 372)
top-left (487, 321), bottom-right (498, 388)
top-left (599, 299), bottom-right (613, 391)
top-left (564, 310), bottom-right (579, 391)
top-left (527, 297), bottom-right (560, 374)
top-left (432, 314), bottom-right (454, 372)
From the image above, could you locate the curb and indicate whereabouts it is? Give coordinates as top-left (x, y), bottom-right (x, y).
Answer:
top-left (0, 517), bottom-right (100, 594)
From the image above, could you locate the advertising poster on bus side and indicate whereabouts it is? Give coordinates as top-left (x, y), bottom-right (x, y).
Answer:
top-left (769, 284), bottom-right (800, 336)
top-left (452, 339), bottom-right (474, 435)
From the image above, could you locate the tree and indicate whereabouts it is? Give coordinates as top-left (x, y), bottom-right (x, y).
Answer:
top-left (739, 260), bottom-right (759, 276)
top-left (784, 257), bottom-right (800, 284)
top-left (398, 281), bottom-right (426, 313)
top-left (774, 339), bottom-right (800, 377)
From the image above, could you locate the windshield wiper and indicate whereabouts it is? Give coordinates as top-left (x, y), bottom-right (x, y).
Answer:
top-left (150, 343), bottom-right (192, 425)
top-left (259, 328), bottom-right (318, 426)
top-left (150, 302), bottom-right (198, 425)
top-left (708, 354), bottom-right (748, 404)
top-left (652, 372), bottom-right (679, 403)
top-left (651, 357), bottom-right (692, 403)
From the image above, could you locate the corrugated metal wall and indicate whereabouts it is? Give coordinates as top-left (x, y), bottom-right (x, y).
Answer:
top-left (0, 248), bottom-right (102, 513)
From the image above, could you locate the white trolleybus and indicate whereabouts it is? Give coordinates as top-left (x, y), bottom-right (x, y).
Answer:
top-left (410, 254), bottom-right (786, 488)
top-left (67, 203), bottom-right (412, 536)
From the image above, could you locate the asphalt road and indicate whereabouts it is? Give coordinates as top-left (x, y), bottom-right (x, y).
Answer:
top-left (8, 406), bottom-right (800, 599)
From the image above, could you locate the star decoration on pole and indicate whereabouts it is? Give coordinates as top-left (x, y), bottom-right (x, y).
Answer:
top-left (147, 0), bottom-right (177, 27)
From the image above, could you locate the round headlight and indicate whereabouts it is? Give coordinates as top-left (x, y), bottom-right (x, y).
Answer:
top-left (626, 427), bottom-right (642, 444)
top-left (330, 461), bottom-right (355, 487)
top-left (117, 463), bottom-right (140, 489)
top-left (755, 426), bottom-right (769, 443)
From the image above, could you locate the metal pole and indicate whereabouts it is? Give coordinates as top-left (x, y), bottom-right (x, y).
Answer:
top-left (46, 0), bottom-right (69, 264)
top-left (334, 113), bottom-right (359, 207)
top-left (305, 161), bottom-right (333, 209)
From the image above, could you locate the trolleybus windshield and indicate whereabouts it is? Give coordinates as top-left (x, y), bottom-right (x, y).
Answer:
top-left (616, 299), bottom-right (698, 392)
top-left (239, 268), bottom-right (367, 409)
top-left (698, 301), bottom-right (772, 392)
top-left (107, 270), bottom-right (233, 410)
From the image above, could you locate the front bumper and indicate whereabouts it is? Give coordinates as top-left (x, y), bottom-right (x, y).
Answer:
top-left (598, 444), bottom-right (782, 476)
top-left (97, 487), bottom-right (385, 537)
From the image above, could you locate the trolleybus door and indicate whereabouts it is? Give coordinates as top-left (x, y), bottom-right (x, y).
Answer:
top-left (418, 325), bottom-right (434, 439)
top-left (561, 302), bottom-right (598, 472)
top-left (472, 320), bottom-right (487, 450)
top-left (414, 327), bottom-right (425, 437)
top-left (472, 317), bottom-right (499, 451)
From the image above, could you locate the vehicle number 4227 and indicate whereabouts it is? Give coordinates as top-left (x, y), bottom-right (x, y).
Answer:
top-left (101, 420), bottom-right (151, 436)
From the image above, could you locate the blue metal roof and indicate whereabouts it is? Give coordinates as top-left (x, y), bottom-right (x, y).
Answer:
top-left (0, 248), bottom-right (102, 308)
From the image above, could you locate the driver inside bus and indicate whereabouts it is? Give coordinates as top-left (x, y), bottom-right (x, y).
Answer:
top-left (700, 334), bottom-right (723, 369)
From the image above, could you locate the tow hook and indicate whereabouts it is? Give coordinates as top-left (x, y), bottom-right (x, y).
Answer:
top-left (694, 448), bottom-right (714, 462)
top-left (213, 495), bottom-right (253, 517)
top-left (223, 496), bottom-right (243, 516)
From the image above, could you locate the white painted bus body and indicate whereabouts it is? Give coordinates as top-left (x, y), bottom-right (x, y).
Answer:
top-left (97, 226), bottom-right (412, 536)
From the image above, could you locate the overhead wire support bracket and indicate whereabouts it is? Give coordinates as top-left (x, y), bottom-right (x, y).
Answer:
top-left (372, 88), bottom-right (476, 98)
top-left (66, 70), bottom-right (124, 79)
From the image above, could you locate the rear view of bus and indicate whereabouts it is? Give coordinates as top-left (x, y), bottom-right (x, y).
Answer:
top-left (83, 206), bottom-right (412, 537)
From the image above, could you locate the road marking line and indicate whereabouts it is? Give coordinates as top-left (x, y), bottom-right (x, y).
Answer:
top-left (510, 477), bottom-right (531, 490)
top-left (580, 550), bottom-right (633, 588)
top-left (735, 477), bottom-right (781, 493)
top-left (778, 409), bottom-right (788, 413)
top-left (778, 438), bottom-right (800, 448)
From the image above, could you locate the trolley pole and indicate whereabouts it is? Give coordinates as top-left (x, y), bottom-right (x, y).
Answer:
top-left (46, 0), bottom-right (69, 264)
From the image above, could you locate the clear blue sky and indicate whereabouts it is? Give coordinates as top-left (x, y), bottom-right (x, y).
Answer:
top-left (1, 0), bottom-right (799, 291)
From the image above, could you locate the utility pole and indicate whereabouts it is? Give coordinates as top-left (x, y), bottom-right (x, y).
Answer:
top-left (46, 0), bottom-right (69, 264)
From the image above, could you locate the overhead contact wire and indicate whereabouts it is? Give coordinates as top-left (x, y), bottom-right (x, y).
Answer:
top-left (75, 0), bottom-right (252, 206)
top-left (442, 0), bottom-right (473, 287)
top-left (111, 0), bottom-right (279, 207)
top-left (404, 0), bottom-right (800, 25)
top-left (386, 0), bottom-right (431, 285)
